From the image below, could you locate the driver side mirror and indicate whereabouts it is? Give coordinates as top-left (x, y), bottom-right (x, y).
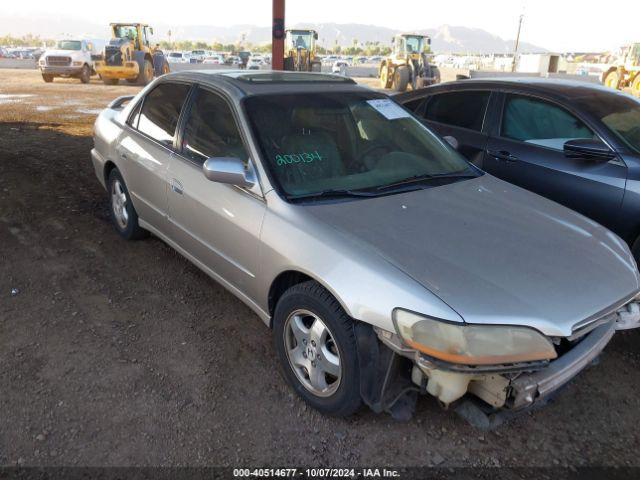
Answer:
top-left (203, 157), bottom-right (256, 188)
top-left (563, 139), bottom-right (615, 161)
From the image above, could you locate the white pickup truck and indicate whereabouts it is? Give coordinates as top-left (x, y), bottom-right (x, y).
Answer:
top-left (38, 39), bottom-right (100, 84)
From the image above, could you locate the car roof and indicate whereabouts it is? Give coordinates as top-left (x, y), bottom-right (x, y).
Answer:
top-left (160, 70), bottom-right (368, 97)
top-left (397, 77), bottom-right (624, 104)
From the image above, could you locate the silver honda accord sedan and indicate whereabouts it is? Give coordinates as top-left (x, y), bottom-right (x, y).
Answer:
top-left (91, 70), bottom-right (640, 421)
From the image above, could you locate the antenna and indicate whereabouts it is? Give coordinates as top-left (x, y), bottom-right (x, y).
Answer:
top-left (512, 13), bottom-right (524, 72)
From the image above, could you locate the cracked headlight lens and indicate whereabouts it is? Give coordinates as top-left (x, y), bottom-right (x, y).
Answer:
top-left (394, 309), bottom-right (557, 365)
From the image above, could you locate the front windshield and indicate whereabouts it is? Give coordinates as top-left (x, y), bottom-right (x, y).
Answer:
top-left (289, 32), bottom-right (312, 50)
top-left (405, 36), bottom-right (424, 53)
top-left (579, 93), bottom-right (640, 154)
top-left (244, 92), bottom-right (477, 198)
top-left (114, 26), bottom-right (137, 41)
top-left (57, 40), bottom-right (82, 51)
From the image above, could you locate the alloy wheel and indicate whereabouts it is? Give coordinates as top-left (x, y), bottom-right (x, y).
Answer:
top-left (111, 179), bottom-right (129, 229)
top-left (283, 309), bottom-right (342, 397)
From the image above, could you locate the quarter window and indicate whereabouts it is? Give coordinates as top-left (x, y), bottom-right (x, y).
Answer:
top-left (423, 91), bottom-right (490, 131)
top-left (137, 82), bottom-right (191, 146)
top-left (501, 95), bottom-right (595, 150)
top-left (181, 89), bottom-right (247, 163)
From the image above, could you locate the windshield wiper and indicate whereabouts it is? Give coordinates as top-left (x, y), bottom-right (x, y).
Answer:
top-left (287, 189), bottom-right (379, 201)
top-left (376, 172), bottom-right (479, 192)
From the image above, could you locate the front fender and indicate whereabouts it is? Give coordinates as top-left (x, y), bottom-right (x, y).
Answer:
top-left (257, 194), bottom-right (464, 333)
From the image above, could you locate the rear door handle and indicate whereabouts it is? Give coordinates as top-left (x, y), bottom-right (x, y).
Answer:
top-left (170, 178), bottom-right (184, 195)
top-left (487, 150), bottom-right (519, 162)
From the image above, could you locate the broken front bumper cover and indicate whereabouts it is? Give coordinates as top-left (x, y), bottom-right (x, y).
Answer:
top-left (375, 298), bottom-right (640, 416)
top-left (508, 321), bottom-right (615, 409)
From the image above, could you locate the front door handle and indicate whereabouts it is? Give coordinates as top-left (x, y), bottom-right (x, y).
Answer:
top-left (487, 150), bottom-right (519, 162)
top-left (170, 179), bottom-right (184, 195)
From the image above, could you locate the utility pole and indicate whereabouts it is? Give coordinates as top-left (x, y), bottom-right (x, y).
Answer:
top-left (512, 13), bottom-right (524, 72)
top-left (272, 0), bottom-right (285, 70)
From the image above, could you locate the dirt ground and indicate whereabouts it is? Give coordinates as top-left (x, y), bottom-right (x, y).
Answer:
top-left (2, 68), bottom-right (640, 469)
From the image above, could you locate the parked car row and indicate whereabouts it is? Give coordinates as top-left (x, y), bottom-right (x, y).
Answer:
top-left (91, 71), bottom-right (640, 426)
top-left (0, 46), bottom-right (45, 60)
top-left (165, 50), bottom-right (271, 67)
top-left (321, 54), bottom-right (383, 66)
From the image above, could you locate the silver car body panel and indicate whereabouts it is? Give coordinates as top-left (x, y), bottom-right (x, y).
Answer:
top-left (91, 70), bottom-right (640, 341)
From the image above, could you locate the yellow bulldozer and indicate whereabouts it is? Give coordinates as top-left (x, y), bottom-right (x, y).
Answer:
top-left (603, 43), bottom-right (640, 97)
top-left (94, 23), bottom-right (170, 86)
top-left (284, 29), bottom-right (322, 72)
top-left (379, 33), bottom-right (440, 92)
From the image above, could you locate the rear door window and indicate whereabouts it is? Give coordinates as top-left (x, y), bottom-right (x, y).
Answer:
top-left (423, 91), bottom-right (490, 131)
top-left (501, 94), bottom-right (595, 150)
top-left (137, 82), bottom-right (191, 146)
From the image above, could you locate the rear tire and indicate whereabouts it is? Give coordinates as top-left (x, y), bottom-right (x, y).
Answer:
top-left (393, 66), bottom-right (410, 92)
top-left (273, 281), bottom-right (361, 417)
top-left (79, 64), bottom-right (91, 84)
top-left (42, 74), bottom-right (54, 83)
top-left (107, 169), bottom-right (148, 241)
top-left (103, 78), bottom-right (119, 86)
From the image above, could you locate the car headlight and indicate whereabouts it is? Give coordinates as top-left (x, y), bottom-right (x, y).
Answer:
top-left (393, 309), bottom-right (557, 365)
top-left (72, 61), bottom-right (82, 66)
top-left (39, 59), bottom-right (46, 65)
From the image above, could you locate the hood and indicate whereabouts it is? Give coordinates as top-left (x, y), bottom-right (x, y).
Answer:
top-left (43, 49), bottom-right (81, 57)
top-left (304, 174), bottom-right (639, 336)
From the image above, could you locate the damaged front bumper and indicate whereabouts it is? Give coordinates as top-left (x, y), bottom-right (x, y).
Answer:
top-left (371, 298), bottom-right (640, 418)
top-left (508, 321), bottom-right (614, 409)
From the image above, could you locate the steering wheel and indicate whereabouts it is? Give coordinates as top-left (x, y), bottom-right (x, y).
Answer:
top-left (356, 143), bottom-right (394, 170)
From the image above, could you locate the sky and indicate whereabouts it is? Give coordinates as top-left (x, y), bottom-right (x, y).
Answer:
top-left (3, 0), bottom-right (638, 52)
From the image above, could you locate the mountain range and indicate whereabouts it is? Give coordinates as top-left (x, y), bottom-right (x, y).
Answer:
top-left (1, 15), bottom-right (548, 54)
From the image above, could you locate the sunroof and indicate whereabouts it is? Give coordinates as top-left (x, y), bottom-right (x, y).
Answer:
top-left (234, 72), bottom-right (355, 84)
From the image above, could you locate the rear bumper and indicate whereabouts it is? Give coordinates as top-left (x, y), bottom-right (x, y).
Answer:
top-left (508, 321), bottom-right (615, 409)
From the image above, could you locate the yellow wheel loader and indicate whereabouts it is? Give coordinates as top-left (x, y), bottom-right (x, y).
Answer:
top-left (603, 43), bottom-right (640, 98)
top-left (379, 34), bottom-right (440, 92)
top-left (283, 29), bottom-right (322, 72)
top-left (94, 23), bottom-right (170, 86)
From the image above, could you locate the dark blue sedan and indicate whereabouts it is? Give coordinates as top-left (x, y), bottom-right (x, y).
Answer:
top-left (397, 79), bottom-right (640, 260)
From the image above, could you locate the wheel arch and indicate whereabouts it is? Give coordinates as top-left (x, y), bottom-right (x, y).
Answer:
top-left (103, 159), bottom-right (118, 187)
top-left (267, 270), bottom-right (352, 328)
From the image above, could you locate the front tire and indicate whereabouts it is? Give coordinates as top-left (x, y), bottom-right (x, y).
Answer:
top-left (631, 74), bottom-right (640, 98)
top-left (603, 69), bottom-right (620, 90)
top-left (137, 59), bottom-right (153, 86)
top-left (107, 169), bottom-right (148, 240)
top-left (379, 63), bottom-right (392, 89)
top-left (273, 281), bottom-right (361, 417)
top-left (42, 74), bottom-right (54, 83)
top-left (80, 64), bottom-right (91, 84)
top-left (103, 78), bottom-right (119, 85)
top-left (393, 66), bottom-right (410, 92)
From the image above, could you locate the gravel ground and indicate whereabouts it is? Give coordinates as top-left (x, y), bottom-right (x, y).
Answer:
top-left (1, 68), bottom-right (640, 469)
